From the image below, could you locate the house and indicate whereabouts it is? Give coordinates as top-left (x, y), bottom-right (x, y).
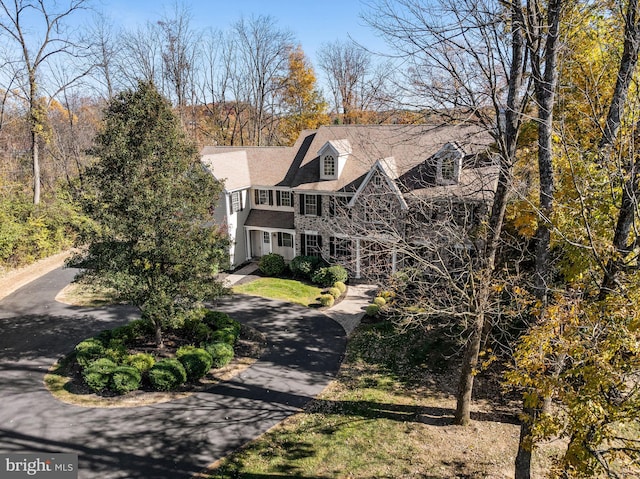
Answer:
top-left (201, 124), bottom-right (498, 280)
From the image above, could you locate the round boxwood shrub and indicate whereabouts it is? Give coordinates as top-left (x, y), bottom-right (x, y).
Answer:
top-left (148, 358), bottom-right (187, 391)
top-left (365, 304), bottom-right (380, 317)
top-left (258, 253), bottom-right (286, 277)
top-left (211, 326), bottom-right (239, 345)
top-left (82, 358), bottom-right (117, 393)
top-left (205, 342), bottom-right (235, 368)
top-left (176, 346), bottom-right (214, 381)
top-left (311, 265), bottom-right (348, 287)
top-left (373, 296), bottom-right (387, 307)
top-left (125, 353), bottom-right (155, 373)
top-left (290, 255), bottom-right (323, 279)
top-left (204, 311), bottom-right (241, 336)
top-left (319, 294), bottom-right (335, 308)
top-left (75, 338), bottom-right (106, 368)
top-left (328, 287), bottom-right (342, 299)
top-left (334, 281), bottom-right (347, 294)
top-left (110, 366), bottom-right (142, 394)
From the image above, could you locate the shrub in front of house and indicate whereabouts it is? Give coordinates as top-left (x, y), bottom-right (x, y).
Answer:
top-left (365, 304), bottom-right (380, 317)
top-left (319, 293), bottom-right (335, 308)
top-left (328, 287), bottom-right (342, 299)
top-left (334, 281), bottom-right (347, 294)
top-left (74, 338), bottom-right (106, 368)
top-left (148, 358), bottom-right (187, 391)
top-left (211, 326), bottom-right (239, 345)
top-left (205, 341), bottom-right (235, 368)
top-left (311, 265), bottom-right (348, 287)
top-left (125, 352), bottom-right (155, 373)
top-left (373, 296), bottom-right (387, 307)
top-left (82, 358), bottom-right (117, 393)
top-left (176, 346), bottom-right (214, 381)
top-left (203, 311), bottom-right (241, 336)
top-left (290, 255), bottom-right (324, 279)
top-left (110, 365), bottom-right (142, 394)
top-left (258, 253), bottom-right (286, 277)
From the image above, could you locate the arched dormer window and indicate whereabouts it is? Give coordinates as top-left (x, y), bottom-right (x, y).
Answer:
top-left (323, 155), bottom-right (336, 177)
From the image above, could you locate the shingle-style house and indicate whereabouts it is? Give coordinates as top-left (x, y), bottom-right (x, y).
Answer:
top-left (201, 124), bottom-right (498, 280)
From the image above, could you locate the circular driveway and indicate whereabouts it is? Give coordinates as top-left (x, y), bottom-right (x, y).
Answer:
top-left (0, 268), bottom-right (347, 478)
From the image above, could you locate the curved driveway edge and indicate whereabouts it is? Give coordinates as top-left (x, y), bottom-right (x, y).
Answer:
top-left (0, 268), bottom-right (347, 479)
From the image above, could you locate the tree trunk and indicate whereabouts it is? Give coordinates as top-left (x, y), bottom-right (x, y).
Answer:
top-left (454, 310), bottom-right (484, 425)
top-left (515, 405), bottom-right (535, 479)
top-left (32, 130), bottom-right (40, 205)
top-left (517, 0), bottom-right (562, 476)
top-left (154, 322), bottom-right (164, 349)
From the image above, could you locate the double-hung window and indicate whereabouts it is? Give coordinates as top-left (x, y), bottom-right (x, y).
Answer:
top-left (277, 190), bottom-right (292, 207)
top-left (305, 195), bottom-right (317, 216)
top-left (230, 191), bottom-right (243, 213)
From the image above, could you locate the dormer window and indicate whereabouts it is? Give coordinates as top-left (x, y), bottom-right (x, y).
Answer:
top-left (372, 174), bottom-right (383, 187)
top-left (435, 143), bottom-right (464, 185)
top-left (323, 155), bottom-right (336, 177)
top-left (441, 157), bottom-right (455, 181)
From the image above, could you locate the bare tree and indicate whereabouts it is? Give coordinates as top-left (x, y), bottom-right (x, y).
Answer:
top-left (119, 21), bottom-right (162, 88)
top-left (86, 12), bottom-right (120, 100)
top-left (233, 14), bottom-right (294, 145)
top-left (0, 0), bottom-right (92, 204)
top-left (157, 3), bottom-right (201, 129)
top-left (364, 0), bottom-right (531, 427)
top-left (317, 39), bottom-right (392, 123)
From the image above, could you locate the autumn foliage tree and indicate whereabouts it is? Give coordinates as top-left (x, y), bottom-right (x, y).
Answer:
top-left (278, 46), bottom-right (328, 145)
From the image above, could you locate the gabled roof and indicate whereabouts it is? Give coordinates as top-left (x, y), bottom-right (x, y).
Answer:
top-left (201, 146), bottom-right (293, 191)
top-left (349, 157), bottom-right (408, 210)
top-left (200, 123), bottom-right (494, 194)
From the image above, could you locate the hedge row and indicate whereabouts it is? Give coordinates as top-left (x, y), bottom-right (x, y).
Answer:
top-left (74, 309), bottom-right (240, 395)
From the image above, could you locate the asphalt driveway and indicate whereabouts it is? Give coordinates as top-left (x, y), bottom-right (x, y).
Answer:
top-left (0, 267), bottom-right (347, 478)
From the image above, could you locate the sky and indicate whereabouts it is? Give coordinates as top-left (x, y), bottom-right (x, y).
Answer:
top-left (96, 0), bottom-right (390, 66)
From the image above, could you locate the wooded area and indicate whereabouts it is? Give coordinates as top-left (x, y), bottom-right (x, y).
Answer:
top-left (1, 1), bottom-right (639, 477)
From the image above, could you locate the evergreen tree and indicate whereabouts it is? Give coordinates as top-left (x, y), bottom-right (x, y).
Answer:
top-left (72, 81), bottom-right (229, 347)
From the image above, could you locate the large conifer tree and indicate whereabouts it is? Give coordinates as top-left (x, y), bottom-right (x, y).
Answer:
top-left (73, 81), bottom-right (229, 347)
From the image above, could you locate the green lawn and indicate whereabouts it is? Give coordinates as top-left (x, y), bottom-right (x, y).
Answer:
top-left (204, 322), bottom-right (560, 479)
top-left (232, 277), bottom-right (323, 307)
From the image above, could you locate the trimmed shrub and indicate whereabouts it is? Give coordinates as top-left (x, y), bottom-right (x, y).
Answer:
top-left (148, 358), bottom-right (187, 391)
top-left (75, 338), bottom-right (106, 368)
top-left (258, 253), bottom-right (286, 277)
top-left (365, 304), bottom-right (380, 317)
top-left (205, 342), bottom-right (235, 368)
top-left (290, 255), bottom-right (324, 279)
top-left (211, 327), bottom-right (238, 345)
top-left (334, 281), bottom-right (347, 294)
top-left (104, 338), bottom-right (128, 363)
top-left (82, 358), bottom-right (117, 393)
top-left (177, 346), bottom-right (214, 381)
top-left (311, 265), bottom-right (348, 287)
top-left (110, 366), bottom-right (142, 394)
top-left (328, 287), bottom-right (342, 299)
top-left (319, 294), bottom-right (335, 307)
top-left (125, 353), bottom-right (155, 373)
top-left (203, 311), bottom-right (241, 336)
top-left (373, 296), bottom-right (387, 307)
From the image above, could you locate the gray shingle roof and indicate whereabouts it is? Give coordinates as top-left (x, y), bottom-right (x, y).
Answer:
top-left (201, 124), bottom-right (495, 195)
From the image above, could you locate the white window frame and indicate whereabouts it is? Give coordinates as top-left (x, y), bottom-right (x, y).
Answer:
top-left (305, 234), bottom-right (320, 257)
top-left (257, 189), bottom-right (270, 205)
top-left (323, 155), bottom-right (336, 177)
top-left (279, 190), bottom-right (292, 207)
top-left (281, 232), bottom-right (293, 248)
top-left (231, 191), bottom-right (242, 213)
top-left (372, 174), bottom-right (383, 187)
top-left (263, 231), bottom-right (270, 244)
top-left (304, 194), bottom-right (318, 216)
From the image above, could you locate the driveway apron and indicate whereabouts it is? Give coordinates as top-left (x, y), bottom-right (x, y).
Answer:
top-left (0, 268), bottom-right (347, 478)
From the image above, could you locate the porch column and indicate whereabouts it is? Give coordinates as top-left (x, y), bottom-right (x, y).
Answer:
top-left (245, 228), bottom-right (252, 261)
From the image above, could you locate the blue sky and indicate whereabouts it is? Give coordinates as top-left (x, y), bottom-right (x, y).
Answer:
top-left (97, 0), bottom-right (389, 65)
